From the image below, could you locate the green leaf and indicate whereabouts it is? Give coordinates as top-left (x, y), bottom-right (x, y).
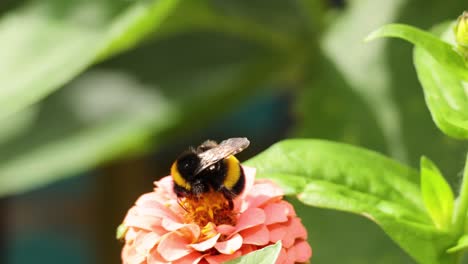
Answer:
top-left (0, 0), bottom-right (180, 120)
top-left (413, 24), bottom-right (468, 139)
top-left (366, 23), bottom-right (468, 139)
top-left (381, 5), bottom-right (468, 185)
top-left (225, 241), bottom-right (282, 264)
top-left (366, 23), bottom-right (468, 81)
top-left (420, 156), bottom-right (454, 229)
top-left (447, 234), bottom-right (468, 253)
top-left (246, 139), bottom-right (457, 264)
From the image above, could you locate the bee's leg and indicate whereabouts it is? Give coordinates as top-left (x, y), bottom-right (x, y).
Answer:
top-left (177, 198), bottom-right (188, 211)
top-left (220, 187), bottom-right (235, 210)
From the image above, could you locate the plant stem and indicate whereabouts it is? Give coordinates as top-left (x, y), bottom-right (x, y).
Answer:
top-left (454, 153), bottom-right (468, 235)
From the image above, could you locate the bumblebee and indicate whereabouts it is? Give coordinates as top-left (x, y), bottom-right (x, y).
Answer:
top-left (170, 138), bottom-right (250, 207)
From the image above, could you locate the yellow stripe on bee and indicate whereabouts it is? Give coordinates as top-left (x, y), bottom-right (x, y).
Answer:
top-left (224, 155), bottom-right (241, 189)
top-left (171, 161), bottom-right (191, 190)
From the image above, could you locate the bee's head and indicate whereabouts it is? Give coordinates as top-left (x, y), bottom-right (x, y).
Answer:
top-left (176, 151), bottom-right (201, 180)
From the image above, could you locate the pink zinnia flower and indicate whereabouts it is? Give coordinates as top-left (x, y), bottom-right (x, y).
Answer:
top-left (120, 166), bottom-right (312, 264)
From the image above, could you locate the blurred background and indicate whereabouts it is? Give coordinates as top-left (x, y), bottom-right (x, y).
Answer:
top-left (0, 0), bottom-right (467, 263)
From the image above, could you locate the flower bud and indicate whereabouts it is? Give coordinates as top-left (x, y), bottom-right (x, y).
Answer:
top-left (454, 11), bottom-right (468, 48)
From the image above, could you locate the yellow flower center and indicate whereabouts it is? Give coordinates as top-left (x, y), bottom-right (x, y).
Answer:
top-left (180, 191), bottom-right (237, 227)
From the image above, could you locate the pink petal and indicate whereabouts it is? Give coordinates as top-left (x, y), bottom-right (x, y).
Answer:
top-left (268, 223), bottom-right (287, 243)
top-left (135, 200), bottom-right (182, 223)
top-left (122, 244), bottom-right (145, 264)
top-left (281, 229), bottom-right (296, 248)
top-left (157, 232), bottom-right (192, 261)
top-left (274, 217), bottom-right (308, 248)
top-left (243, 182), bottom-right (283, 210)
top-left (275, 248), bottom-right (288, 264)
top-left (235, 166), bottom-right (255, 212)
top-left (132, 230), bottom-right (148, 249)
top-left (155, 176), bottom-right (176, 195)
top-left (290, 240), bottom-right (312, 262)
top-left (161, 217), bottom-right (186, 231)
top-left (135, 192), bottom-right (160, 205)
top-left (125, 252), bottom-right (145, 264)
top-left (240, 225), bottom-right (269, 245)
top-left (173, 251), bottom-right (206, 264)
top-left (264, 203), bottom-right (289, 225)
top-left (135, 232), bottom-right (160, 252)
top-left (232, 198), bottom-right (243, 212)
top-left (240, 166), bottom-right (256, 195)
top-left (214, 234), bottom-right (243, 254)
top-left (189, 233), bottom-right (221, 251)
top-left (288, 217), bottom-right (307, 240)
top-left (125, 214), bottom-right (162, 231)
top-left (285, 248), bottom-right (296, 264)
top-left (280, 201), bottom-right (297, 216)
top-left (205, 251), bottom-right (242, 264)
top-left (179, 224), bottom-right (202, 243)
top-left (161, 221), bottom-right (202, 242)
top-left (125, 228), bottom-right (138, 241)
top-left (240, 244), bottom-right (257, 255)
top-left (151, 226), bottom-right (168, 237)
top-left (147, 248), bottom-right (167, 264)
top-left (216, 224), bottom-right (236, 236)
top-left (235, 208), bottom-right (265, 233)
top-left (136, 201), bottom-right (173, 217)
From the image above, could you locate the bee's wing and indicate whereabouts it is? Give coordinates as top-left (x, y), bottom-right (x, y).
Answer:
top-left (194, 137), bottom-right (250, 175)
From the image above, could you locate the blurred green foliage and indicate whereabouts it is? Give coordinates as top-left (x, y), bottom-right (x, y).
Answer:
top-left (0, 0), bottom-right (467, 263)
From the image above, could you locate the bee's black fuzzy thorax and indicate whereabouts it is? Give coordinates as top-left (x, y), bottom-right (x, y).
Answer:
top-left (175, 151), bottom-right (201, 181)
top-left (170, 138), bottom-right (249, 207)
